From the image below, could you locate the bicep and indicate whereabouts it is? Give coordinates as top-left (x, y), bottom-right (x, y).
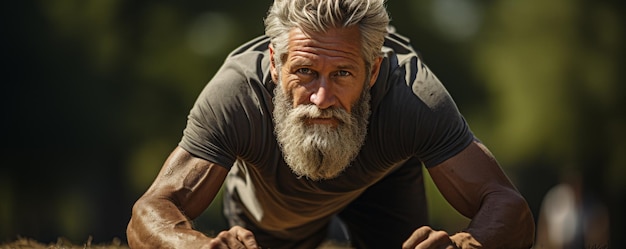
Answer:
top-left (143, 146), bottom-right (229, 219)
top-left (427, 140), bottom-right (517, 218)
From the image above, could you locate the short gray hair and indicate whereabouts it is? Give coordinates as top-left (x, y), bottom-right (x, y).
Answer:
top-left (264, 0), bottom-right (389, 70)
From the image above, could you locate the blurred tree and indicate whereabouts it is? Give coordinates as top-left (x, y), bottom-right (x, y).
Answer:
top-left (2, 0), bottom-right (270, 243)
top-left (472, 0), bottom-right (624, 246)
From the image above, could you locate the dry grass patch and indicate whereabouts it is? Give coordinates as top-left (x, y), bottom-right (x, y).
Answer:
top-left (0, 237), bottom-right (128, 249)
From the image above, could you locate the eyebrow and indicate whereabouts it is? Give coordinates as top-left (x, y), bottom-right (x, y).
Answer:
top-left (287, 55), bottom-right (362, 72)
top-left (336, 64), bottom-right (359, 71)
top-left (289, 60), bottom-right (313, 67)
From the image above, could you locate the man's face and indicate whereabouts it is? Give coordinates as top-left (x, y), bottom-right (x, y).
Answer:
top-left (271, 26), bottom-right (382, 180)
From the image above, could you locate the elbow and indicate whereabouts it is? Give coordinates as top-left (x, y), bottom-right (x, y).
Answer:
top-left (509, 191), bottom-right (536, 248)
top-left (126, 198), bottom-right (151, 249)
top-left (477, 189), bottom-right (536, 248)
top-left (126, 217), bottom-right (140, 249)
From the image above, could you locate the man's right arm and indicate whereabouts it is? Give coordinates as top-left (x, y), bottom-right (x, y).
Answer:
top-left (126, 146), bottom-right (258, 249)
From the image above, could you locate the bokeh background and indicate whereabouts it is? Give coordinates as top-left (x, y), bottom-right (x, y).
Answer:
top-left (2, 0), bottom-right (624, 247)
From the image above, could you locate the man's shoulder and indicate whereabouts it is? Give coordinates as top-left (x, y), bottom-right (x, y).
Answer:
top-left (227, 35), bottom-right (271, 58)
top-left (383, 28), bottom-right (422, 60)
top-left (215, 35), bottom-right (272, 85)
top-left (377, 29), bottom-right (425, 88)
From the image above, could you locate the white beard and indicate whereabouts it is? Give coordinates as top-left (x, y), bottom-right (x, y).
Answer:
top-left (272, 82), bottom-right (371, 181)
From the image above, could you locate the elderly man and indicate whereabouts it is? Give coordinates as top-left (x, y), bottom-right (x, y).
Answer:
top-left (126, 0), bottom-right (535, 248)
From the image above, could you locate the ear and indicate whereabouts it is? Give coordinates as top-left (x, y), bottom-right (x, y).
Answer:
top-left (269, 44), bottom-right (279, 84)
top-left (368, 56), bottom-right (383, 87)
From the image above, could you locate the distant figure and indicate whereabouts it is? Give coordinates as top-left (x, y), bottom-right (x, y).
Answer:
top-left (536, 173), bottom-right (610, 249)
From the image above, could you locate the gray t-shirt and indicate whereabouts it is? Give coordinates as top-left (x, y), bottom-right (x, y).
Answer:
top-left (179, 33), bottom-right (474, 240)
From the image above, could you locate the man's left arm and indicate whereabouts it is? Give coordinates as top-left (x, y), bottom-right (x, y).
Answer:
top-left (404, 140), bottom-right (535, 248)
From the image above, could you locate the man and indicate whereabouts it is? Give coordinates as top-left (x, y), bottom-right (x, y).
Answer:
top-left (127, 0), bottom-right (535, 248)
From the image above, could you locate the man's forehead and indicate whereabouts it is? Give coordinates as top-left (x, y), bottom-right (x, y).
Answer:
top-left (285, 27), bottom-right (364, 61)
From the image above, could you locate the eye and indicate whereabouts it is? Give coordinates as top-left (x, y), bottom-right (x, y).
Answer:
top-left (336, 70), bottom-right (351, 77)
top-left (296, 68), bottom-right (314, 75)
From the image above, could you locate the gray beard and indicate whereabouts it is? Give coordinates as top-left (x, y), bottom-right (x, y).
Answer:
top-left (272, 82), bottom-right (371, 181)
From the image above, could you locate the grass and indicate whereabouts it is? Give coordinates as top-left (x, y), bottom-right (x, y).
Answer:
top-left (0, 237), bottom-right (129, 249)
top-left (0, 237), bottom-right (611, 249)
top-left (0, 237), bottom-right (352, 249)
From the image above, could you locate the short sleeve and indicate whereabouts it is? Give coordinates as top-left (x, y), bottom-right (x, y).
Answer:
top-left (178, 52), bottom-right (271, 169)
top-left (409, 58), bottom-right (474, 167)
top-left (179, 65), bottom-right (243, 169)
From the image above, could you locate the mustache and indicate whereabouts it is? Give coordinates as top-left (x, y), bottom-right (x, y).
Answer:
top-left (290, 105), bottom-right (352, 125)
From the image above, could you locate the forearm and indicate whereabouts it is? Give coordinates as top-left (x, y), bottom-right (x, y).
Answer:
top-left (127, 198), bottom-right (212, 249)
top-left (460, 189), bottom-right (535, 248)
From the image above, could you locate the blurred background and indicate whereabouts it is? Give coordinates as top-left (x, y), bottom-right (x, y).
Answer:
top-left (2, 0), bottom-right (623, 248)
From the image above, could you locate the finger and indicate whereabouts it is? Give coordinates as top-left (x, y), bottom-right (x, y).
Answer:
top-left (208, 231), bottom-right (238, 249)
top-left (231, 226), bottom-right (259, 249)
top-left (402, 226), bottom-right (433, 249)
top-left (226, 231), bottom-right (246, 249)
top-left (216, 230), bottom-right (245, 249)
top-left (414, 230), bottom-right (452, 249)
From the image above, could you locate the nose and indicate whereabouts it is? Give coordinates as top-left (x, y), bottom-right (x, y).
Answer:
top-left (310, 78), bottom-right (336, 109)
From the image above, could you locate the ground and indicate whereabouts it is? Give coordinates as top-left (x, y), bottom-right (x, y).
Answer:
top-left (0, 237), bottom-right (128, 249)
top-left (0, 237), bottom-right (352, 249)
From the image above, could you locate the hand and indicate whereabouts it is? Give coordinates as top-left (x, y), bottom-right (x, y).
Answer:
top-left (206, 226), bottom-right (259, 249)
top-left (402, 226), bottom-right (457, 249)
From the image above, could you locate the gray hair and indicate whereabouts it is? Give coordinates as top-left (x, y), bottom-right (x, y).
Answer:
top-left (264, 0), bottom-right (389, 70)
